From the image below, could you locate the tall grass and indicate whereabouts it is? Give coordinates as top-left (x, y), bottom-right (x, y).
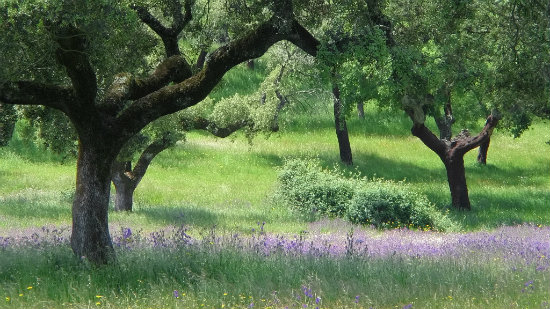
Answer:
top-left (1, 224), bottom-right (548, 309)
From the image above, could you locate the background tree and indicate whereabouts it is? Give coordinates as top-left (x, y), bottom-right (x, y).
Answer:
top-left (383, 0), bottom-right (549, 209)
top-left (0, 103), bottom-right (17, 146)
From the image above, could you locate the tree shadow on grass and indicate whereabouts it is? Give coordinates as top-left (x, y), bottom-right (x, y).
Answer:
top-left (136, 206), bottom-right (219, 227)
top-left (132, 200), bottom-right (276, 233)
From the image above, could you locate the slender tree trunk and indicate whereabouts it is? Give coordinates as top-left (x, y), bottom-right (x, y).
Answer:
top-left (112, 161), bottom-right (136, 212)
top-left (435, 116), bottom-right (453, 140)
top-left (477, 138), bottom-right (490, 164)
top-left (445, 156), bottom-right (470, 210)
top-left (434, 95), bottom-right (454, 140)
top-left (111, 136), bottom-right (174, 212)
top-left (71, 142), bottom-right (116, 264)
top-left (195, 50), bottom-right (208, 71)
top-left (0, 103), bottom-right (17, 146)
top-left (246, 59), bottom-right (255, 70)
top-left (114, 181), bottom-right (135, 212)
top-left (357, 102), bottom-right (365, 119)
top-left (332, 85), bottom-right (353, 165)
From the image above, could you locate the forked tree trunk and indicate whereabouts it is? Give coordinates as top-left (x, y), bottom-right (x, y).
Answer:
top-left (409, 114), bottom-right (500, 210)
top-left (71, 142), bottom-right (116, 263)
top-left (477, 138), bottom-right (490, 164)
top-left (332, 85), bottom-right (353, 165)
top-left (111, 135), bottom-right (174, 212)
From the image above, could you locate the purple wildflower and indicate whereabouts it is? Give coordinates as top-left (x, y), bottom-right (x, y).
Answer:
top-left (122, 228), bottom-right (132, 239)
top-left (173, 290), bottom-right (179, 298)
top-left (354, 295), bottom-right (360, 303)
top-left (403, 304), bottom-right (413, 309)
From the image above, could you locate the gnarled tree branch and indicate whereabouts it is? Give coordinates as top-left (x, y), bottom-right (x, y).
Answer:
top-left (0, 81), bottom-right (74, 113)
top-left (101, 55), bottom-right (193, 114)
top-left (53, 26), bottom-right (97, 107)
top-left (131, 0), bottom-right (195, 57)
top-left (116, 12), bottom-right (317, 141)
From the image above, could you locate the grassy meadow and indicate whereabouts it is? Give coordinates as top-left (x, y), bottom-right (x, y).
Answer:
top-left (0, 64), bottom-right (549, 308)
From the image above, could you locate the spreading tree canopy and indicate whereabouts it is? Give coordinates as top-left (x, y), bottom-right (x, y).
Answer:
top-left (0, 0), bottom-right (320, 264)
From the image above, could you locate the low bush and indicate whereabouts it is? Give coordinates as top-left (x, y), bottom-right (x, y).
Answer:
top-left (275, 158), bottom-right (453, 230)
top-left (346, 180), bottom-right (453, 230)
top-left (275, 158), bottom-right (356, 219)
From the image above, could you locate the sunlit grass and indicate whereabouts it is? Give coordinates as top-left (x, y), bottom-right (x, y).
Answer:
top-left (1, 110), bottom-right (549, 233)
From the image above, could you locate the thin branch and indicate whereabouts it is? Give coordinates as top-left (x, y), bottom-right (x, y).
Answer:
top-left (132, 0), bottom-right (195, 57)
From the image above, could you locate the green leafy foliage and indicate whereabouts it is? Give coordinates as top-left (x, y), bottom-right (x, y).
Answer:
top-left (275, 158), bottom-right (453, 230)
top-left (18, 106), bottom-right (77, 157)
top-left (346, 180), bottom-right (453, 231)
top-left (275, 158), bottom-right (356, 218)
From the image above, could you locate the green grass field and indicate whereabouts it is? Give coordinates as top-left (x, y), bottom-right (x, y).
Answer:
top-left (0, 65), bottom-right (549, 308)
top-left (1, 109), bottom-right (548, 234)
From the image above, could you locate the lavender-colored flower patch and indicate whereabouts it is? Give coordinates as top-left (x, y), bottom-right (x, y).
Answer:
top-left (1, 223), bottom-right (548, 271)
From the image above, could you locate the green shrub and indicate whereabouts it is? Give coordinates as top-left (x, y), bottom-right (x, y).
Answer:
top-left (275, 158), bottom-right (454, 230)
top-left (275, 158), bottom-right (356, 219)
top-left (346, 180), bottom-right (450, 230)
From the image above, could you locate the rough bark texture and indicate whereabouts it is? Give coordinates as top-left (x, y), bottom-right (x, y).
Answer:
top-left (332, 85), bottom-right (353, 165)
top-left (71, 139), bottom-right (118, 263)
top-left (409, 114), bottom-right (500, 210)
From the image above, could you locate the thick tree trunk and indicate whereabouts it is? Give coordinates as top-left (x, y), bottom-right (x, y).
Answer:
top-left (477, 138), bottom-right (490, 164)
top-left (445, 157), bottom-right (470, 210)
top-left (332, 85), bottom-right (353, 165)
top-left (357, 102), bottom-right (365, 119)
top-left (71, 143), bottom-right (116, 264)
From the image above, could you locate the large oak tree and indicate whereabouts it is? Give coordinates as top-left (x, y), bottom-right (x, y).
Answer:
top-left (0, 0), bottom-right (319, 264)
